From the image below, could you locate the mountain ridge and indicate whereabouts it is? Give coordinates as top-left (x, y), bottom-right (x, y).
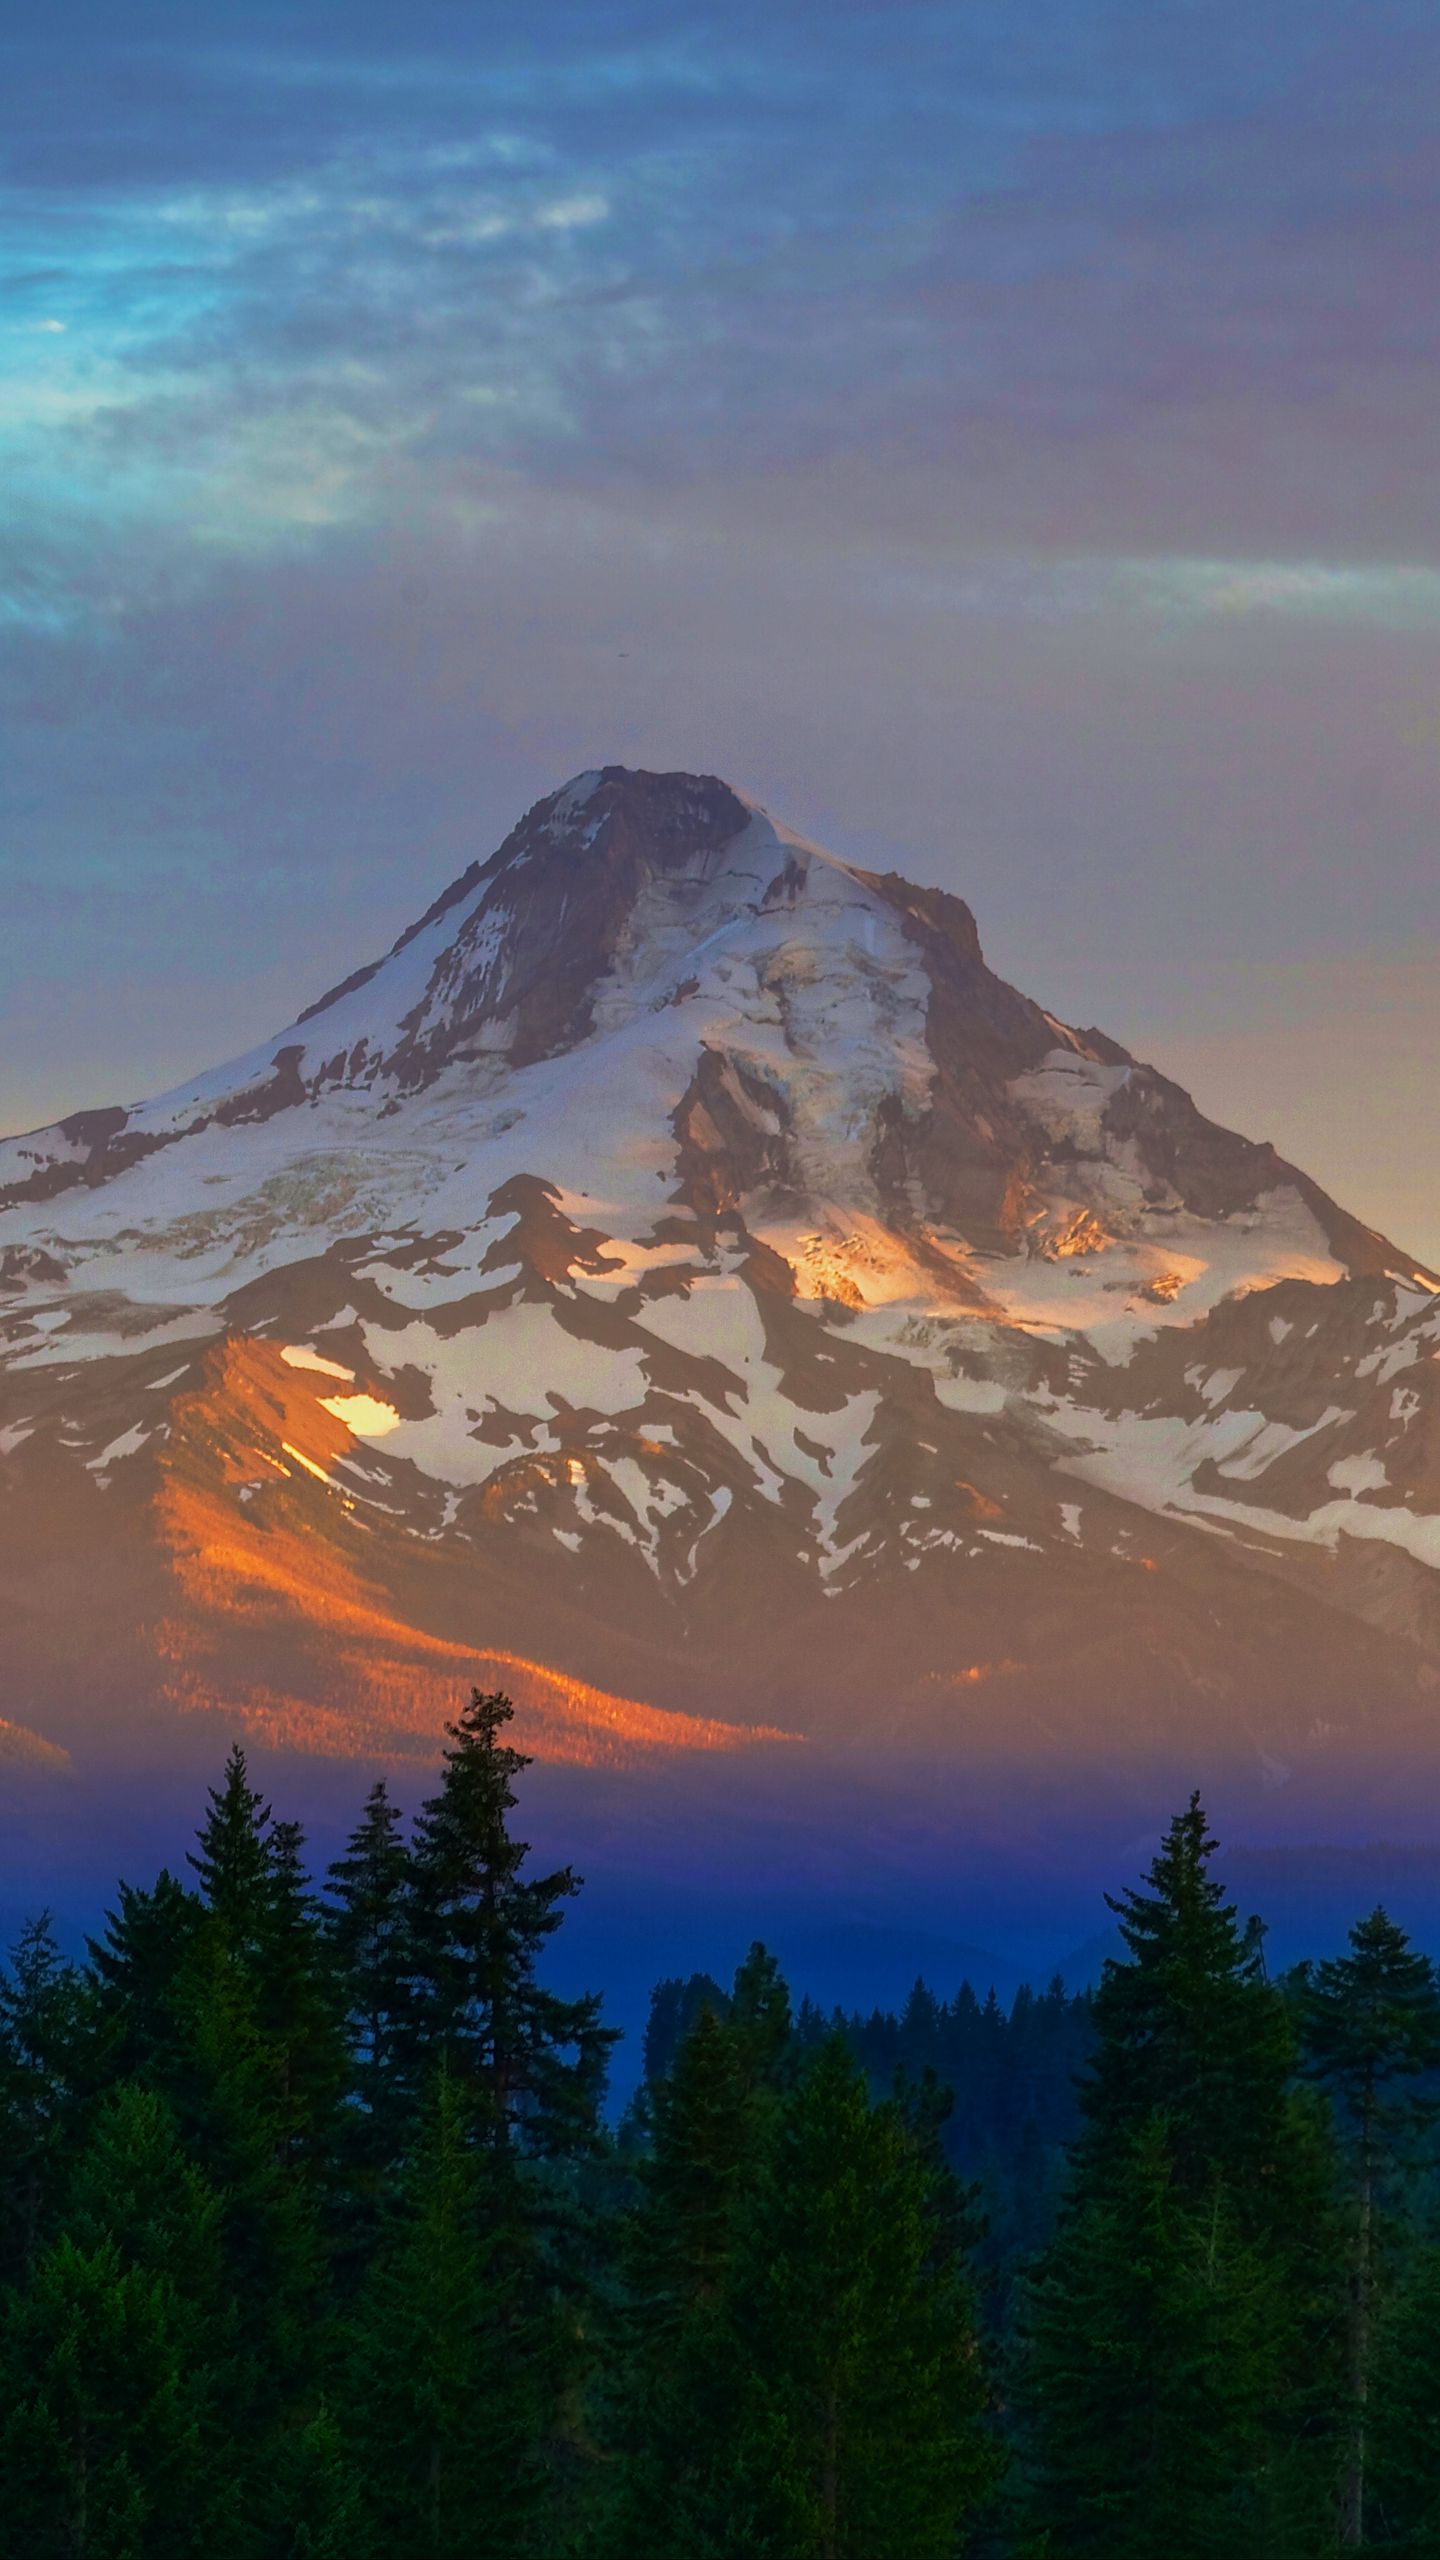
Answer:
top-left (2, 765), bottom-right (1437, 1813)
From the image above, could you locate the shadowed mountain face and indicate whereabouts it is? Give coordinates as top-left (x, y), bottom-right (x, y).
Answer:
top-left (2, 766), bottom-right (1438, 1846)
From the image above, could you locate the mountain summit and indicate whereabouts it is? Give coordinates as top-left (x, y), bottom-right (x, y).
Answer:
top-left (2, 767), bottom-right (1437, 1811)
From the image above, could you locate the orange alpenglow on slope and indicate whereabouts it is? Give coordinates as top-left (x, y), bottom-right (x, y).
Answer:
top-left (0, 767), bottom-right (1436, 1819)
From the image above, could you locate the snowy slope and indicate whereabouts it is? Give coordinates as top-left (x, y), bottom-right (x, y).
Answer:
top-left (2, 766), bottom-right (1437, 1787)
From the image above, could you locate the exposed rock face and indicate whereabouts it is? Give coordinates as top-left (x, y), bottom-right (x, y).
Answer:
top-left (2, 766), bottom-right (1437, 1807)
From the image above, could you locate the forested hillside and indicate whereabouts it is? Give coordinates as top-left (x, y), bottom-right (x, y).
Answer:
top-left (3, 1693), bottom-right (1440, 2555)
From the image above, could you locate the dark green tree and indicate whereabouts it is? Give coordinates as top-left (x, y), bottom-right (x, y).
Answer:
top-left (402, 1691), bottom-right (617, 2538)
top-left (62, 2082), bottom-right (229, 2341)
top-left (256, 2398), bottom-right (368, 2560)
top-left (159, 1918), bottom-right (330, 2503)
top-left (258, 1816), bottom-right (346, 2176)
top-left (55, 2081), bottom-right (248, 2552)
top-left (0, 1912), bottom-right (89, 2286)
top-left (86, 1871), bottom-right (205, 2087)
top-left (1372, 2236), bottom-right (1440, 2555)
top-left (188, 1754), bottom-right (343, 2159)
top-left (1080, 1793), bottom-right (1295, 2201)
top-left (0, 2234), bottom-right (200, 2559)
top-left (602, 2002), bottom-right (760, 2554)
top-left (84, 1791), bottom-right (345, 2543)
top-left (406, 1690), bottom-right (615, 2159)
top-left (326, 1777), bottom-right (416, 2224)
top-left (349, 2068), bottom-right (538, 2559)
top-left (607, 1963), bottom-right (990, 2560)
top-left (1303, 1908), bottom-right (1440, 2547)
top-left (726, 1939), bottom-right (793, 2094)
top-left (189, 1745), bottom-right (275, 1955)
top-left (1019, 2110), bottom-right (1289, 2559)
top-left (1021, 1799), bottom-right (1341, 2555)
top-left (720, 2034), bottom-right (994, 2560)
top-left (641, 1970), bottom-right (730, 2087)
top-left (631, 2005), bottom-right (754, 2322)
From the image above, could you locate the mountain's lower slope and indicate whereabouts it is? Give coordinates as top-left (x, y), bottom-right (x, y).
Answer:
top-left (2, 767), bottom-right (1437, 1813)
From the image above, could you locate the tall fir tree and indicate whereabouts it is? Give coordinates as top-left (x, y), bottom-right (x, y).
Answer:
top-left (1079, 1793), bottom-right (1295, 2201)
top-left (1020, 1798), bottom-right (1341, 2556)
top-left (186, 1753), bottom-right (346, 2188)
top-left (86, 1871), bottom-right (206, 2087)
top-left (726, 1939), bottom-right (792, 2095)
top-left (0, 1912), bottom-right (89, 2288)
top-left (258, 2399), bottom-right (368, 2560)
top-left (607, 1958), bottom-right (991, 2560)
top-left (258, 1816), bottom-right (346, 2178)
top-left (326, 1777), bottom-right (416, 2230)
top-left (348, 2067), bottom-right (539, 2559)
top-left (1371, 2235), bottom-right (1440, 2555)
top-left (630, 2004), bottom-right (754, 2325)
top-left (50, 2081), bottom-right (249, 2554)
top-left (640, 1971), bottom-right (730, 2088)
top-left (189, 1746), bottom-right (276, 1957)
top-left (602, 2000), bottom-right (762, 2555)
top-left (406, 1690), bottom-right (615, 2160)
top-left (1303, 1907), bottom-right (1440, 2548)
top-left (0, 2233), bottom-right (199, 2560)
top-left (719, 2034), bottom-right (995, 2560)
top-left (402, 1690), bottom-right (617, 2539)
top-left (1018, 2109), bottom-right (1291, 2559)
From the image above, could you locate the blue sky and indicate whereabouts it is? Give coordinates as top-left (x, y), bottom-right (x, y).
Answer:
top-left (2, 1), bottom-right (1438, 1255)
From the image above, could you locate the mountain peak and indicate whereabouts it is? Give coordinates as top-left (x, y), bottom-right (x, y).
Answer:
top-left (294, 766), bottom-right (758, 1033)
top-left (525, 763), bottom-right (753, 847)
top-left (2, 762), bottom-right (1438, 1809)
top-left (0, 763), bottom-right (1429, 1309)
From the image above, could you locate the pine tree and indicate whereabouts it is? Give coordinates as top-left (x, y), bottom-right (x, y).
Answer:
top-left (83, 1785), bottom-right (347, 2543)
top-left (720, 2036), bottom-right (993, 2560)
top-left (630, 2005), bottom-right (754, 2323)
top-left (1080, 1793), bottom-right (1295, 2202)
top-left (1371, 2235), bottom-right (1440, 2555)
top-left (189, 1745), bottom-right (275, 1956)
top-left (607, 1974), bottom-right (991, 2559)
top-left (641, 1970), bottom-right (730, 2087)
top-left (55, 2082), bottom-right (249, 2553)
top-left (1019, 2110), bottom-right (1285, 2560)
top-left (259, 1816), bottom-right (346, 2177)
top-left (407, 1690), bottom-right (615, 2160)
top-left (1020, 1799), bottom-right (1341, 2555)
top-left (898, 1976), bottom-right (943, 2084)
top-left (183, 1755), bottom-right (346, 2190)
top-left (601, 1947), bottom-right (794, 2554)
top-left (326, 1778), bottom-right (416, 2227)
top-left (726, 1939), bottom-right (792, 2095)
top-left (160, 1918), bottom-right (329, 2491)
top-left (401, 1690), bottom-right (617, 2538)
top-left (62, 2082), bottom-right (230, 2343)
top-left (349, 2068), bottom-right (539, 2559)
top-left (602, 2005), bottom-right (758, 2554)
top-left (87, 1871), bottom-right (205, 2085)
top-left (1304, 1908), bottom-right (1440, 2547)
top-left (0, 2234), bottom-right (200, 2559)
top-left (257, 2399), bottom-right (368, 2560)
top-left (0, 1911), bottom-right (88, 2286)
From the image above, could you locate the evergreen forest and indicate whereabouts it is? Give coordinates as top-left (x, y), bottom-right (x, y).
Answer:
top-left (4, 1688), bottom-right (1440, 2557)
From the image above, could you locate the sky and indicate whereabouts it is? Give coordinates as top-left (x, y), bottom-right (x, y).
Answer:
top-left (2, 0), bottom-right (1437, 1263)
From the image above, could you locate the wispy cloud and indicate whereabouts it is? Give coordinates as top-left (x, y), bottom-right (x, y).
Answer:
top-left (1, 0), bottom-right (1438, 1220)
top-left (1138, 561), bottom-right (1440, 630)
top-left (4, 3), bottom-right (1437, 590)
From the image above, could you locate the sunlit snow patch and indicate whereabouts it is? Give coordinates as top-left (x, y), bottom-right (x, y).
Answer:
top-left (281, 1345), bottom-right (355, 1380)
top-left (320, 1393), bottom-right (402, 1437)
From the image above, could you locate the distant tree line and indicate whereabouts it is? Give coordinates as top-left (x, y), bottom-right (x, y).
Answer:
top-left (3, 1690), bottom-right (1440, 2554)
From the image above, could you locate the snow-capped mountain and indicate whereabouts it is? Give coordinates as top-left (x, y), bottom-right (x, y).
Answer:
top-left (3, 766), bottom-right (1438, 1808)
